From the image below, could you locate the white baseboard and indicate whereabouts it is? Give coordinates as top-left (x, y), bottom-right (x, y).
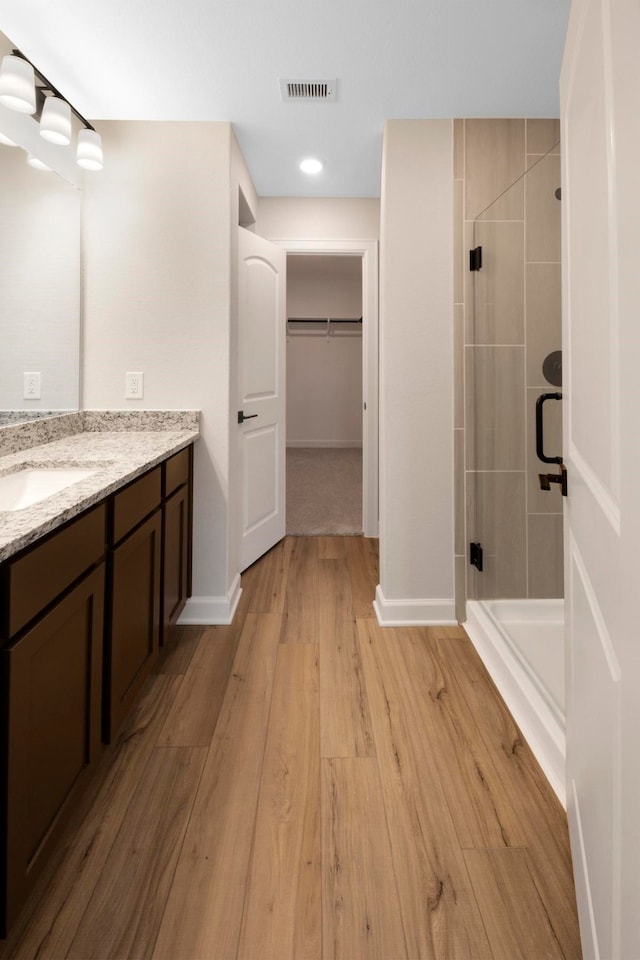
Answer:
top-left (286, 440), bottom-right (363, 448)
top-left (465, 600), bottom-right (566, 807)
top-left (373, 585), bottom-right (457, 626)
top-left (178, 573), bottom-right (242, 626)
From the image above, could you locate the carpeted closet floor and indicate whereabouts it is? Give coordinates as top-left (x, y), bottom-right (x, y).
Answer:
top-left (286, 447), bottom-right (363, 535)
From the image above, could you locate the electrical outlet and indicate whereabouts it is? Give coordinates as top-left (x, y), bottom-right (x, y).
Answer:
top-left (23, 372), bottom-right (41, 400)
top-left (125, 371), bottom-right (144, 399)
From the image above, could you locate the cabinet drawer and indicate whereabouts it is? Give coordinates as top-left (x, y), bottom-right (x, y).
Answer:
top-left (164, 447), bottom-right (190, 497)
top-left (112, 467), bottom-right (161, 544)
top-left (3, 504), bottom-right (106, 639)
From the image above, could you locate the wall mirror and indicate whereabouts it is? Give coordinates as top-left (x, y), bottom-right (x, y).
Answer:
top-left (0, 30), bottom-right (81, 427)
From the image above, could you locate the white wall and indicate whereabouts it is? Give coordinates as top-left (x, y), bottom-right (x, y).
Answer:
top-left (376, 120), bottom-right (455, 624)
top-left (287, 255), bottom-right (362, 446)
top-left (83, 121), bottom-right (237, 612)
top-left (0, 146), bottom-right (80, 411)
top-left (258, 197), bottom-right (379, 240)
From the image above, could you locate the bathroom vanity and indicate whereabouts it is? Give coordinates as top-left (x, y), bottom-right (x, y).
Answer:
top-left (0, 411), bottom-right (199, 935)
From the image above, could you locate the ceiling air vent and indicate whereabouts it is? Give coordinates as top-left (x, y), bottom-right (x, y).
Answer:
top-left (279, 79), bottom-right (337, 102)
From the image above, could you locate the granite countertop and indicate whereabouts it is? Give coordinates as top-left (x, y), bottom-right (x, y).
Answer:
top-left (0, 412), bottom-right (200, 563)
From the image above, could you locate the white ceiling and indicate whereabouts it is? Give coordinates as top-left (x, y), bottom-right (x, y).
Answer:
top-left (1, 0), bottom-right (570, 197)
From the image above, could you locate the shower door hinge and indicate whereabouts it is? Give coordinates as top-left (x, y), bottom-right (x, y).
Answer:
top-left (469, 246), bottom-right (483, 271)
top-left (470, 542), bottom-right (483, 572)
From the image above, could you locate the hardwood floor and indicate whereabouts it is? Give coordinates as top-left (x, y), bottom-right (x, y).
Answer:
top-left (0, 536), bottom-right (582, 959)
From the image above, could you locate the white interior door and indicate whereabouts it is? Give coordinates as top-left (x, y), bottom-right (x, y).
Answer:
top-left (238, 227), bottom-right (286, 570)
top-left (561, 0), bottom-right (640, 955)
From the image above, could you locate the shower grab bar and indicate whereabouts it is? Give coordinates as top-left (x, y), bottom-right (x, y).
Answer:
top-left (536, 392), bottom-right (563, 465)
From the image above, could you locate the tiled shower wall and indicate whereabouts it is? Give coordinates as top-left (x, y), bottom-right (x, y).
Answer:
top-left (453, 119), bottom-right (563, 620)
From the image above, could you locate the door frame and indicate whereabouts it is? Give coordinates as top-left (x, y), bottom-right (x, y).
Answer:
top-left (273, 239), bottom-right (379, 537)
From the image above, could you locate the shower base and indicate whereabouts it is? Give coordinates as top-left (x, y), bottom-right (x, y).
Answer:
top-left (465, 598), bottom-right (566, 807)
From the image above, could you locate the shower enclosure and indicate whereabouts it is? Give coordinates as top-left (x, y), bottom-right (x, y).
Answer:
top-left (464, 139), bottom-right (565, 801)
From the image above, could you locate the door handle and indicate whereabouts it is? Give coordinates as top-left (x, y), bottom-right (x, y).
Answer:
top-left (535, 392), bottom-right (563, 464)
top-left (237, 410), bottom-right (258, 424)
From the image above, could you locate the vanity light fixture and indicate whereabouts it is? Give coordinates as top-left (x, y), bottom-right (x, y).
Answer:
top-left (0, 48), bottom-right (103, 170)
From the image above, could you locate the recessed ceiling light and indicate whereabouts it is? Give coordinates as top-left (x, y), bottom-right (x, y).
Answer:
top-left (299, 157), bottom-right (323, 175)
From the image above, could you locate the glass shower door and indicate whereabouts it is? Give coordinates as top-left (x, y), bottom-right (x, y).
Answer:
top-left (467, 142), bottom-right (564, 607)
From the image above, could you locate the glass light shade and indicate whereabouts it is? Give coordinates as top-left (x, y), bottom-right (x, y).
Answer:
top-left (0, 131), bottom-right (16, 146)
top-left (76, 128), bottom-right (103, 170)
top-left (40, 96), bottom-right (72, 144)
top-left (26, 155), bottom-right (52, 171)
top-left (0, 54), bottom-right (36, 113)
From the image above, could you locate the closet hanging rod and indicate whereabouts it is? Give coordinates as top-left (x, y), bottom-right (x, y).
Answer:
top-left (287, 317), bottom-right (363, 323)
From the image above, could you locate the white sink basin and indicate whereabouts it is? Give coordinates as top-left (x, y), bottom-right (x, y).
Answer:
top-left (0, 467), bottom-right (99, 512)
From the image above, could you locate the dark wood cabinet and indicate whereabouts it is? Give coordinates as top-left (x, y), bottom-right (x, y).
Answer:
top-left (0, 442), bottom-right (194, 933)
top-left (0, 505), bottom-right (106, 936)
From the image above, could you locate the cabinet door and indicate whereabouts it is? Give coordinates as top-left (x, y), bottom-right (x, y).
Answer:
top-left (162, 484), bottom-right (189, 643)
top-left (107, 510), bottom-right (161, 742)
top-left (3, 565), bottom-right (104, 935)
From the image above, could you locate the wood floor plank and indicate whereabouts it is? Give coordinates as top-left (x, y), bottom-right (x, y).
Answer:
top-left (357, 621), bottom-right (493, 959)
top-left (437, 632), bottom-right (572, 845)
top-left (67, 747), bottom-right (207, 959)
top-left (281, 538), bottom-right (319, 643)
top-left (155, 623), bottom-right (203, 675)
top-left (237, 643), bottom-right (321, 960)
top-left (317, 536), bottom-right (346, 560)
top-left (156, 631), bottom-right (236, 746)
top-left (0, 674), bottom-right (183, 960)
top-left (437, 634), bottom-right (582, 955)
top-left (151, 612), bottom-right (282, 960)
top-left (246, 537), bottom-right (292, 613)
top-left (376, 621), bottom-right (529, 849)
top-left (319, 559), bottom-right (375, 759)
top-left (343, 536), bottom-right (378, 619)
top-left (464, 847), bottom-right (568, 960)
top-left (321, 757), bottom-right (408, 960)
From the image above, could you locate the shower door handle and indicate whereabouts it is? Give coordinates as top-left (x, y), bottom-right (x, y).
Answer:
top-left (536, 392), bottom-right (567, 495)
top-left (535, 392), bottom-right (563, 464)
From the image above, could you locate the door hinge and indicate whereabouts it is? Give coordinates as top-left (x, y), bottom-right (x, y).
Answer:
top-left (469, 246), bottom-right (483, 272)
top-left (470, 542), bottom-right (483, 572)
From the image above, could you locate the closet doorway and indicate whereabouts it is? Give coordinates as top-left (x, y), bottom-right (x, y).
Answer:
top-left (275, 240), bottom-right (378, 538)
